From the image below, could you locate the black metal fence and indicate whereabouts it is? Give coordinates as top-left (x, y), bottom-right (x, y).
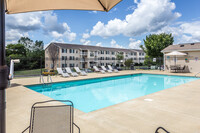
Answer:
top-left (5, 57), bottom-right (167, 77)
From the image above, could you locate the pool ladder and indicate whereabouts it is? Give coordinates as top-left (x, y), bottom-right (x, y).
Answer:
top-left (40, 75), bottom-right (53, 85)
top-left (195, 72), bottom-right (200, 78)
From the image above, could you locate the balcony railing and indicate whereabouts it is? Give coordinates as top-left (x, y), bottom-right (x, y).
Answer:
top-left (80, 52), bottom-right (88, 55)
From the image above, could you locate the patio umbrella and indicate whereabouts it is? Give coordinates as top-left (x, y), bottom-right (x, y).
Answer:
top-left (165, 51), bottom-right (187, 65)
top-left (0, 0), bottom-right (122, 132)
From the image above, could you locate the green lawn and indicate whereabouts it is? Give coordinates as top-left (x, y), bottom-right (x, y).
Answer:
top-left (14, 68), bottom-right (44, 76)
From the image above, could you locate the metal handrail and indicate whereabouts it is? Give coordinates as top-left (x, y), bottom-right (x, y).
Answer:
top-left (195, 72), bottom-right (200, 77)
top-left (40, 75), bottom-right (53, 85)
top-left (40, 75), bottom-right (45, 84)
top-left (47, 75), bottom-right (52, 83)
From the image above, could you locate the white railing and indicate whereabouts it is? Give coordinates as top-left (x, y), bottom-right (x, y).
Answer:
top-left (40, 75), bottom-right (53, 84)
top-left (195, 72), bottom-right (200, 77)
top-left (80, 52), bottom-right (88, 55)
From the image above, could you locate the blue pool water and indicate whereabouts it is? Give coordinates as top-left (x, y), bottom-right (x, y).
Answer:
top-left (26, 74), bottom-right (198, 113)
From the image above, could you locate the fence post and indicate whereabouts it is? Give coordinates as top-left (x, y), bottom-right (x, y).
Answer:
top-left (40, 57), bottom-right (42, 75)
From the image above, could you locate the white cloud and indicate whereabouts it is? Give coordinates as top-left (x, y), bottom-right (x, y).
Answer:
top-left (91, 0), bottom-right (181, 38)
top-left (82, 33), bottom-right (90, 39)
top-left (110, 39), bottom-right (124, 48)
top-left (43, 12), bottom-right (76, 42)
top-left (6, 29), bottom-right (26, 44)
top-left (5, 11), bottom-right (76, 43)
top-left (126, 5), bottom-right (136, 11)
top-left (156, 21), bottom-right (200, 44)
top-left (89, 11), bottom-right (97, 14)
top-left (96, 42), bottom-right (102, 46)
top-left (80, 38), bottom-right (91, 45)
top-left (6, 12), bottom-right (43, 32)
top-left (129, 38), bottom-right (142, 49)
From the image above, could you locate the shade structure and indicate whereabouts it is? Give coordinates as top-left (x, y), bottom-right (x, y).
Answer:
top-left (5, 0), bottom-right (122, 14)
top-left (0, 0), bottom-right (122, 132)
top-left (165, 51), bottom-right (187, 56)
top-left (165, 51), bottom-right (187, 66)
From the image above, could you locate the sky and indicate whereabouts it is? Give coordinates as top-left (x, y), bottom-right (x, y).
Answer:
top-left (5, 0), bottom-right (200, 49)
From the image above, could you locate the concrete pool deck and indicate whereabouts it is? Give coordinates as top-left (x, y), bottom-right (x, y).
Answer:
top-left (6, 70), bottom-right (200, 133)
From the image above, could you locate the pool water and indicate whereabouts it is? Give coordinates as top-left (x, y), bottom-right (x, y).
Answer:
top-left (26, 74), bottom-right (198, 113)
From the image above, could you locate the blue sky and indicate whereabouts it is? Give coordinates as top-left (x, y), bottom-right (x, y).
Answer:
top-left (5, 0), bottom-right (200, 49)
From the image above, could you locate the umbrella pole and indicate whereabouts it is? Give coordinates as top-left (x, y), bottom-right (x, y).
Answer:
top-left (0, 0), bottom-right (7, 132)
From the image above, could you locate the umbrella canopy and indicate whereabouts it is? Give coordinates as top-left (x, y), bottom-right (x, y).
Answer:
top-left (165, 51), bottom-right (187, 56)
top-left (5, 0), bottom-right (122, 14)
top-left (0, 0), bottom-right (122, 132)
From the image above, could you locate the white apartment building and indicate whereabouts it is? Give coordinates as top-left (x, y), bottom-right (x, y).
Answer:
top-left (45, 43), bottom-right (145, 69)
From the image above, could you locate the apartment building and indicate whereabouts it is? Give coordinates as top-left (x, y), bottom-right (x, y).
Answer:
top-left (45, 43), bottom-right (145, 69)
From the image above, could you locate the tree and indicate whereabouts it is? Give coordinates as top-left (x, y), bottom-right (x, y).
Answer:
top-left (140, 33), bottom-right (174, 58)
top-left (6, 44), bottom-right (26, 57)
top-left (124, 59), bottom-right (133, 67)
top-left (116, 52), bottom-right (124, 67)
top-left (116, 52), bottom-right (124, 62)
top-left (6, 37), bottom-right (45, 71)
top-left (48, 44), bottom-right (59, 70)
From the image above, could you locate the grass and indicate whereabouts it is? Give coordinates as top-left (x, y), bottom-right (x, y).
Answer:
top-left (14, 69), bottom-right (44, 76)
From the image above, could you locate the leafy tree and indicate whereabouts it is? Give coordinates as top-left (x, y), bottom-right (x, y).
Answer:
top-left (116, 52), bottom-right (124, 67)
top-left (116, 52), bottom-right (124, 62)
top-left (6, 44), bottom-right (26, 57)
top-left (6, 37), bottom-right (45, 71)
top-left (48, 44), bottom-right (59, 70)
top-left (140, 33), bottom-right (173, 58)
top-left (124, 59), bottom-right (133, 67)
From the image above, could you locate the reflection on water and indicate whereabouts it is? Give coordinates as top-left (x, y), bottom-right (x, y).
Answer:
top-left (27, 74), bottom-right (197, 113)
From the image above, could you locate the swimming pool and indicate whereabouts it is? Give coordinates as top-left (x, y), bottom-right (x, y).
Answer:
top-left (26, 74), bottom-right (198, 113)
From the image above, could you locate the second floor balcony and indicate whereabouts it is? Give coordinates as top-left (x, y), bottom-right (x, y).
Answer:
top-left (80, 52), bottom-right (88, 56)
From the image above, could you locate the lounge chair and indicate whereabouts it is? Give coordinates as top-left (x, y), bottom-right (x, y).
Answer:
top-left (108, 65), bottom-right (118, 73)
top-left (56, 68), bottom-right (70, 77)
top-left (93, 66), bottom-right (105, 74)
top-left (65, 67), bottom-right (78, 77)
top-left (155, 127), bottom-right (169, 133)
top-left (22, 100), bottom-right (80, 133)
top-left (74, 67), bottom-right (87, 76)
top-left (101, 66), bottom-right (112, 73)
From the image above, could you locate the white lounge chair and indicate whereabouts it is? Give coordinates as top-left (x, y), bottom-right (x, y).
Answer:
top-left (56, 68), bottom-right (70, 77)
top-left (101, 66), bottom-right (112, 73)
top-left (65, 67), bottom-right (78, 77)
top-left (74, 67), bottom-right (87, 76)
top-left (108, 65), bottom-right (118, 73)
top-left (93, 66), bottom-right (105, 74)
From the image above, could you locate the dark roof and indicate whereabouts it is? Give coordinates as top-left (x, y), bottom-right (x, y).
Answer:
top-left (162, 42), bottom-right (200, 52)
top-left (46, 42), bottom-right (144, 53)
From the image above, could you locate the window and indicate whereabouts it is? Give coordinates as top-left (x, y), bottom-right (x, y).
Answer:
top-left (62, 56), bottom-right (64, 60)
top-left (70, 49), bottom-right (75, 53)
top-left (70, 64), bottom-right (74, 67)
top-left (134, 53), bottom-right (137, 56)
top-left (62, 64), bottom-right (65, 68)
top-left (62, 49), bottom-right (67, 53)
top-left (106, 51), bottom-right (110, 54)
top-left (62, 49), bottom-right (65, 53)
top-left (76, 50), bottom-right (78, 53)
top-left (134, 58), bottom-right (137, 60)
top-left (101, 51), bottom-right (104, 54)
top-left (112, 52), bottom-right (115, 55)
top-left (69, 56), bottom-right (75, 60)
